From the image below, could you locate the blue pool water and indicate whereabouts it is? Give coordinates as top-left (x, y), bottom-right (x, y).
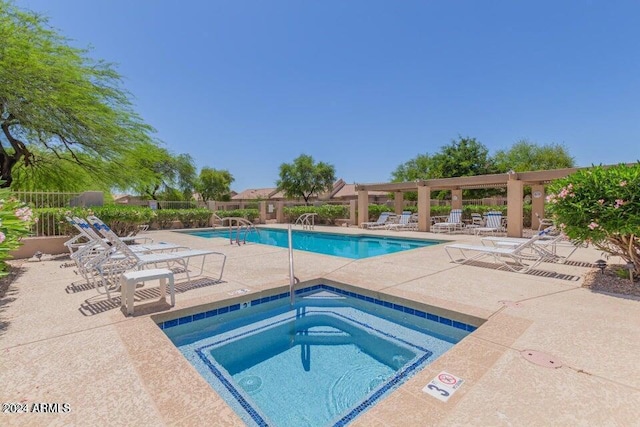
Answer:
top-left (162, 284), bottom-right (476, 426)
top-left (182, 228), bottom-right (440, 259)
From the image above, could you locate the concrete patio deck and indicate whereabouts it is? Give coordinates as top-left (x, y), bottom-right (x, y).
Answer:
top-left (1, 225), bottom-right (639, 426)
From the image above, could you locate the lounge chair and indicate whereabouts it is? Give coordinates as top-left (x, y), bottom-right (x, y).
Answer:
top-left (431, 209), bottom-right (463, 233)
top-left (387, 212), bottom-right (417, 231)
top-left (473, 211), bottom-right (504, 235)
top-left (445, 230), bottom-right (549, 273)
top-left (86, 216), bottom-right (226, 300)
top-left (65, 217), bottom-right (185, 255)
top-left (464, 213), bottom-right (484, 234)
top-left (480, 227), bottom-right (579, 263)
top-left (535, 212), bottom-right (554, 231)
top-left (361, 212), bottom-right (393, 229)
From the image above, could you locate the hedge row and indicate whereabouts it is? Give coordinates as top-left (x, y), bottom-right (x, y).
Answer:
top-left (34, 206), bottom-right (213, 236)
top-left (282, 205), bottom-right (349, 225)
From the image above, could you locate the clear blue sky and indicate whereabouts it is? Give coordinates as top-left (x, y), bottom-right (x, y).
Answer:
top-left (18, 0), bottom-right (640, 192)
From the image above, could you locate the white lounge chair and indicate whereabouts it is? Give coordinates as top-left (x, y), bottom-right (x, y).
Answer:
top-left (464, 213), bottom-right (484, 234)
top-left (445, 231), bottom-right (549, 273)
top-left (361, 212), bottom-right (393, 229)
top-left (431, 209), bottom-right (463, 233)
top-left (480, 228), bottom-right (578, 263)
top-left (66, 217), bottom-right (185, 255)
top-left (87, 216), bottom-right (226, 300)
top-left (387, 212), bottom-right (417, 231)
top-left (473, 211), bottom-right (504, 235)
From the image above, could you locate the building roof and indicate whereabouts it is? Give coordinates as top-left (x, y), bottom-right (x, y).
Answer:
top-left (231, 188), bottom-right (277, 200)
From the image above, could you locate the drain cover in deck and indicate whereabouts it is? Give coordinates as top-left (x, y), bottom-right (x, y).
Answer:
top-left (499, 300), bottom-right (522, 308)
top-left (521, 350), bottom-right (562, 368)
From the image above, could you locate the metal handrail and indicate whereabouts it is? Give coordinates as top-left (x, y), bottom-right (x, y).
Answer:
top-left (220, 217), bottom-right (258, 245)
top-left (288, 224), bottom-right (299, 305)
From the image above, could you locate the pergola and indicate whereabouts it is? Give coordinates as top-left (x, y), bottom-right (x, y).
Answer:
top-left (356, 167), bottom-right (583, 237)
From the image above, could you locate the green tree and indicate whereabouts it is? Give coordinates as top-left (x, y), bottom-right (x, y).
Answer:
top-left (0, 1), bottom-right (155, 188)
top-left (390, 136), bottom-right (496, 199)
top-left (196, 167), bottom-right (234, 202)
top-left (430, 136), bottom-right (496, 178)
top-left (276, 154), bottom-right (336, 204)
top-left (391, 154), bottom-right (435, 182)
top-left (493, 140), bottom-right (575, 172)
top-left (127, 143), bottom-right (196, 201)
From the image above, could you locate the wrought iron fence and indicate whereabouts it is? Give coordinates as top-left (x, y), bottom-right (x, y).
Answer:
top-left (12, 191), bottom-right (82, 237)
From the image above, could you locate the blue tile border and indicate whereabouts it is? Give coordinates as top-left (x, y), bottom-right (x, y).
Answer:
top-left (194, 308), bottom-right (434, 427)
top-left (157, 284), bottom-right (478, 336)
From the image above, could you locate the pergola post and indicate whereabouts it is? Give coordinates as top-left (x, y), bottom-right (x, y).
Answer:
top-left (276, 201), bottom-right (284, 223)
top-left (531, 184), bottom-right (545, 229)
top-left (451, 188), bottom-right (463, 210)
top-left (418, 185), bottom-right (431, 232)
top-left (394, 191), bottom-right (404, 214)
top-left (349, 199), bottom-right (357, 225)
top-left (357, 190), bottom-right (369, 227)
top-left (507, 174), bottom-right (524, 237)
top-left (259, 201), bottom-right (267, 224)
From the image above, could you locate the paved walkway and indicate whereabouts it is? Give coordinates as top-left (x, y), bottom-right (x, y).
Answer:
top-left (1, 225), bottom-right (639, 426)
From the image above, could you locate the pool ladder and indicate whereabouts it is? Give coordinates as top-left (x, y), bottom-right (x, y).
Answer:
top-left (221, 217), bottom-right (259, 245)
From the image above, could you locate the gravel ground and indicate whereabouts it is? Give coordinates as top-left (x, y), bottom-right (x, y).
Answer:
top-left (582, 266), bottom-right (640, 297)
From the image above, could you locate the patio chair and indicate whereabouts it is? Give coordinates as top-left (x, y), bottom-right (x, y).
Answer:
top-left (480, 227), bottom-right (579, 263)
top-left (431, 209), bottom-right (463, 233)
top-left (367, 213), bottom-right (399, 230)
top-left (87, 216), bottom-right (227, 300)
top-left (361, 212), bottom-right (393, 229)
top-left (536, 212), bottom-right (554, 231)
top-left (65, 217), bottom-right (184, 256)
top-left (473, 211), bottom-right (504, 235)
top-left (386, 212), bottom-right (417, 231)
top-left (464, 213), bottom-right (484, 234)
top-left (445, 230), bottom-right (550, 273)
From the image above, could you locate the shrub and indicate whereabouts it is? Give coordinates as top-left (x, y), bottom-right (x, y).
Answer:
top-left (90, 205), bottom-right (156, 236)
top-left (33, 205), bottom-right (157, 236)
top-left (283, 205), bottom-right (348, 224)
top-left (0, 190), bottom-right (35, 275)
top-left (547, 163), bottom-right (640, 274)
top-left (177, 208), bottom-right (212, 228)
top-left (214, 209), bottom-right (259, 222)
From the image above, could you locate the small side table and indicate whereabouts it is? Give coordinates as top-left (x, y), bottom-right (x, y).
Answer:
top-left (121, 269), bottom-right (175, 316)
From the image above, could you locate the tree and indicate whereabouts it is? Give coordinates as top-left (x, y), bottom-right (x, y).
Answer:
top-left (0, 1), bottom-right (155, 188)
top-left (547, 163), bottom-right (640, 275)
top-left (276, 154), bottom-right (336, 204)
top-left (126, 143), bottom-right (196, 201)
top-left (390, 136), bottom-right (496, 199)
top-left (391, 154), bottom-right (435, 182)
top-left (196, 168), bottom-right (234, 202)
top-left (430, 136), bottom-right (496, 178)
top-left (493, 140), bottom-right (575, 172)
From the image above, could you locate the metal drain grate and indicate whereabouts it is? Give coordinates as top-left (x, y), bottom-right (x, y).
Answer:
top-left (521, 350), bottom-right (562, 368)
top-left (499, 300), bottom-right (522, 308)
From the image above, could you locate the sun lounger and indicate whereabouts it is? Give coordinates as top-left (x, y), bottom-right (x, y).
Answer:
top-left (480, 228), bottom-right (578, 263)
top-left (86, 215), bottom-right (226, 300)
top-left (445, 231), bottom-right (549, 272)
top-left (387, 212), bottom-right (418, 231)
top-left (473, 211), bottom-right (504, 235)
top-left (431, 209), bottom-right (463, 233)
top-left (361, 212), bottom-right (393, 229)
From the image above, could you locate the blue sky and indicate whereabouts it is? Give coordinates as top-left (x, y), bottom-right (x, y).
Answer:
top-left (18, 0), bottom-right (640, 192)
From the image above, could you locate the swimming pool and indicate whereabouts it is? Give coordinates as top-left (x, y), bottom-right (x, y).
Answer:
top-left (161, 284), bottom-right (477, 426)
top-left (182, 228), bottom-right (440, 259)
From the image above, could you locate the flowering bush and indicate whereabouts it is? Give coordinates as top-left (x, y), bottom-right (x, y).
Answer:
top-left (546, 163), bottom-right (640, 273)
top-left (0, 188), bottom-right (36, 276)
